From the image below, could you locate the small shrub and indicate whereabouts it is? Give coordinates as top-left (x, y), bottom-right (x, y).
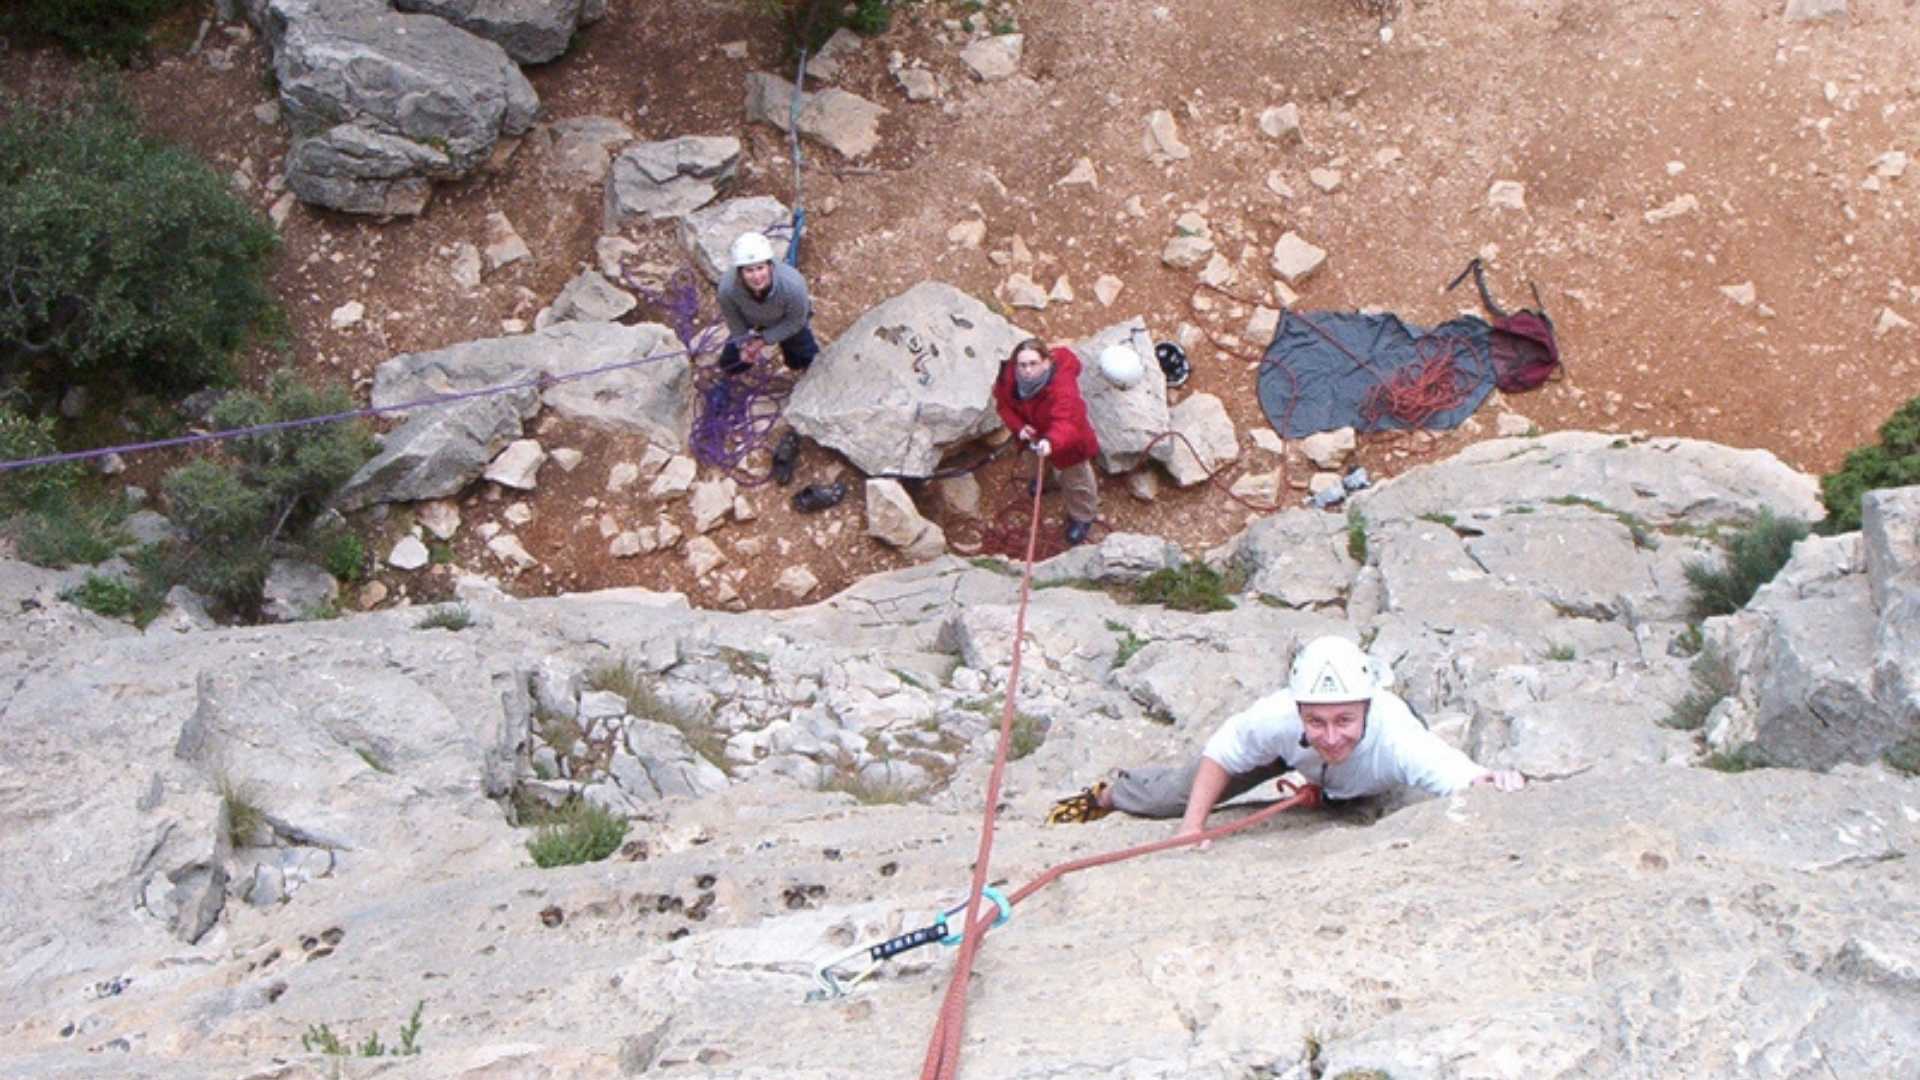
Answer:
top-left (0, 404), bottom-right (81, 513)
top-left (1704, 743), bottom-right (1773, 773)
top-left (819, 763), bottom-right (924, 805)
top-left (314, 529), bottom-right (366, 584)
top-left (1545, 643), bottom-right (1576, 662)
top-left (414, 604), bottom-right (474, 632)
top-left (13, 496), bottom-right (128, 567)
top-left (1008, 712), bottom-right (1048, 760)
top-left (1884, 738), bottom-right (1920, 777)
top-left (1418, 511), bottom-right (1456, 528)
top-left (1346, 506), bottom-right (1369, 563)
top-left (890, 668), bottom-right (928, 691)
top-left (1672, 623), bottom-right (1704, 657)
top-left (61, 573), bottom-right (138, 618)
top-left (1133, 561), bottom-right (1236, 613)
top-left (1682, 509), bottom-right (1809, 620)
top-left (1110, 624), bottom-right (1149, 669)
top-left (217, 775), bottom-right (265, 849)
top-left (2, 0), bottom-right (194, 63)
top-left (355, 747), bottom-right (392, 774)
top-left (1819, 395), bottom-right (1920, 534)
top-left (526, 800), bottom-right (629, 868)
top-left (1663, 644), bottom-right (1735, 731)
top-left (587, 658), bottom-right (729, 768)
top-left (0, 90), bottom-right (281, 390)
top-left (301, 1000), bottom-right (424, 1057)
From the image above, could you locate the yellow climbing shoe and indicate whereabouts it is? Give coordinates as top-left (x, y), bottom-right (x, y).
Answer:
top-left (1045, 780), bottom-right (1113, 825)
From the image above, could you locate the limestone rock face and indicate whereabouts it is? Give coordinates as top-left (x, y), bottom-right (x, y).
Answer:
top-left (392, 0), bottom-right (588, 65)
top-left (8, 434), bottom-right (1920, 1080)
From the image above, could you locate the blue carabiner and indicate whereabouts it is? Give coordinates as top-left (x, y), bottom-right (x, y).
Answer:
top-left (937, 885), bottom-right (1012, 946)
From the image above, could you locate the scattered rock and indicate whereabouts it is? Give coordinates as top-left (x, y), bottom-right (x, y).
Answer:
top-left (1151, 392), bottom-right (1239, 486)
top-left (1642, 194), bottom-right (1699, 225)
top-left (603, 135), bottom-right (741, 230)
top-left (958, 33), bottom-right (1022, 81)
top-left (1094, 275), bottom-right (1124, 307)
top-left (947, 220), bottom-right (987, 248)
top-left (610, 532), bottom-right (644, 558)
top-left (1720, 282), bottom-right (1757, 307)
top-left (544, 115), bottom-right (634, 187)
top-left (1142, 109), bottom-right (1191, 162)
top-left (487, 533), bottom-right (537, 570)
top-left (1258, 103), bottom-right (1302, 143)
top-left (1874, 308), bottom-right (1914, 336)
top-left (1126, 469), bottom-right (1159, 501)
top-left (1308, 167), bottom-right (1342, 193)
top-left (684, 536), bottom-right (725, 577)
top-left (688, 479), bottom-right (738, 533)
top-left (388, 535), bottom-right (430, 571)
top-left (329, 301), bottom-right (365, 329)
top-left (1161, 235), bottom-right (1215, 269)
top-left (775, 566), bottom-right (819, 600)
top-left (864, 479), bottom-right (946, 559)
top-left (1495, 412), bottom-right (1536, 437)
top-left (1269, 232), bottom-right (1328, 285)
top-left (1487, 180), bottom-right (1526, 211)
top-left (485, 439), bottom-right (547, 490)
top-left (744, 72), bottom-right (887, 159)
top-left (1054, 157), bottom-right (1097, 189)
top-left (1000, 273), bottom-right (1048, 310)
top-left (608, 462), bottom-right (640, 492)
top-left (936, 474), bottom-right (982, 517)
top-left (550, 447), bottom-right (584, 472)
top-left (449, 242), bottom-right (483, 290)
top-left (1300, 427), bottom-right (1356, 469)
top-left (649, 456), bottom-right (698, 500)
top-left (418, 500), bottom-right (461, 540)
top-left (1869, 150), bottom-right (1909, 180)
top-left (1784, 0), bottom-right (1847, 20)
top-left (261, 560), bottom-right (339, 623)
top-left (548, 269), bottom-right (638, 324)
top-left (485, 211), bottom-right (531, 270)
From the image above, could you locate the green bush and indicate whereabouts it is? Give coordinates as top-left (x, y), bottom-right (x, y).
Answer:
top-left (525, 801), bottom-right (629, 868)
top-left (415, 604), bottom-right (474, 632)
top-left (13, 495), bottom-right (128, 567)
top-left (1682, 509), bottom-right (1809, 620)
top-left (1885, 737), bottom-right (1920, 777)
top-left (1662, 644), bottom-right (1735, 731)
top-left (60, 572), bottom-right (139, 618)
top-left (0, 91), bottom-right (281, 392)
top-left (1819, 396), bottom-right (1920, 534)
top-left (0, 403), bottom-right (81, 513)
top-left (1704, 744), bottom-right (1773, 774)
top-left (1346, 506), bottom-right (1369, 563)
top-left (314, 528), bottom-right (366, 584)
top-left (158, 372), bottom-right (374, 612)
top-left (2, 0), bottom-right (193, 62)
top-left (1132, 561), bottom-right (1237, 613)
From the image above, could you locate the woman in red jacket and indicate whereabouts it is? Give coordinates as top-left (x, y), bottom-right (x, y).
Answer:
top-left (992, 337), bottom-right (1102, 546)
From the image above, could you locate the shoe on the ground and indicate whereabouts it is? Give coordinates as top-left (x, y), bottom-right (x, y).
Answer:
top-left (771, 431), bottom-right (801, 486)
top-left (791, 481), bottom-right (847, 514)
top-left (1045, 780), bottom-right (1113, 825)
top-left (1064, 518), bottom-right (1092, 547)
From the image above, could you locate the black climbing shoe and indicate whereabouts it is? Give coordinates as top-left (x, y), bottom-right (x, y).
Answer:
top-left (1064, 518), bottom-right (1092, 547)
top-left (791, 481), bottom-right (847, 514)
top-left (771, 431), bottom-right (801, 486)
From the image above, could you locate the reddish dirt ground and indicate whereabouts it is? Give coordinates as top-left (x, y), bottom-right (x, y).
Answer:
top-left (6, 0), bottom-right (1918, 611)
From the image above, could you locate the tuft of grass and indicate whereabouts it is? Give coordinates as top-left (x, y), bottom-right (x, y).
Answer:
top-left (587, 659), bottom-right (729, 769)
top-left (414, 604), bottom-right (474, 631)
top-left (819, 764), bottom-right (924, 805)
top-left (14, 497), bottom-right (129, 567)
top-left (967, 555), bottom-right (1019, 578)
top-left (1132, 561), bottom-right (1236, 613)
top-left (217, 774), bottom-right (265, 849)
top-left (1662, 644), bottom-right (1736, 731)
top-left (428, 540), bottom-right (455, 565)
top-left (355, 747), bottom-right (392, 774)
top-left (1884, 737), bottom-right (1920, 777)
top-left (525, 800), bottom-right (629, 868)
top-left (314, 528), bottom-right (366, 584)
top-left (1110, 623), bottom-right (1149, 669)
top-left (890, 668), bottom-right (928, 691)
top-left (61, 573), bottom-right (139, 619)
top-left (1346, 506), bottom-right (1368, 563)
top-left (1682, 509), bottom-right (1810, 620)
top-left (1545, 643), bottom-right (1576, 662)
top-left (1417, 511), bottom-right (1457, 528)
top-left (1672, 623), bottom-right (1704, 657)
top-left (1008, 711), bottom-right (1048, 760)
top-left (301, 1000), bottom-right (424, 1057)
top-left (1704, 743), bottom-right (1773, 773)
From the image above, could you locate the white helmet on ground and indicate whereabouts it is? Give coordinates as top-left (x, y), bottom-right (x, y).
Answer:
top-left (1097, 343), bottom-right (1146, 387)
top-left (1288, 636), bottom-right (1388, 704)
top-left (730, 231), bottom-right (775, 270)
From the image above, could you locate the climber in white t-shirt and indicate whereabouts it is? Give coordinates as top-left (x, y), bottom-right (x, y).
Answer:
top-left (1046, 636), bottom-right (1525, 830)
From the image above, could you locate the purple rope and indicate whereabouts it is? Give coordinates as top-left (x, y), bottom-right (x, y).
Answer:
top-left (688, 355), bottom-right (796, 488)
top-left (0, 327), bottom-right (766, 475)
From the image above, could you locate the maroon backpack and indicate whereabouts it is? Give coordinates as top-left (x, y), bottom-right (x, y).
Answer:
top-left (1448, 259), bottom-right (1563, 393)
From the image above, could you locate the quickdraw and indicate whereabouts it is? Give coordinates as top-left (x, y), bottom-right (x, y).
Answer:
top-left (806, 886), bottom-right (1012, 1001)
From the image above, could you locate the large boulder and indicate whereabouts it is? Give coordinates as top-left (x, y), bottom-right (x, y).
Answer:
top-left (269, 0), bottom-right (539, 215)
top-left (744, 72), bottom-right (886, 159)
top-left (391, 0), bottom-right (586, 64)
top-left (784, 282), bottom-right (1027, 477)
top-left (336, 389), bottom-right (538, 510)
top-left (1069, 319), bottom-right (1169, 473)
top-left (604, 135), bottom-right (741, 231)
top-left (369, 321), bottom-right (693, 449)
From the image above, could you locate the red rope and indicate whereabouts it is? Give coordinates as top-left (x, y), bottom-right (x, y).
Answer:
top-left (1358, 334), bottom-right (1474, 430)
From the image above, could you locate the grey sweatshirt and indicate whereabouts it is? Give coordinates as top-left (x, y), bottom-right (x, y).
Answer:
top-left (716, 261), bottom-right (812, 345)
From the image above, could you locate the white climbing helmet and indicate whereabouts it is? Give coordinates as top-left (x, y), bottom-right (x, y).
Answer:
top-left (1097, 343), bottom-right (1146, 388)
top-left (1287, 636), bottom-right (1389, 704)
top-left (730, 231), bottom-right (775, 270)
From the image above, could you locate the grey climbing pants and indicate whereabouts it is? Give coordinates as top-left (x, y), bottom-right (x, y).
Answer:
top-left (1107, 756), bottom-right (1294, 819)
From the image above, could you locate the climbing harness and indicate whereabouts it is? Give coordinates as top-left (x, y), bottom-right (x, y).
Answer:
top-left (807, 886), bottom-right (1011, 1001)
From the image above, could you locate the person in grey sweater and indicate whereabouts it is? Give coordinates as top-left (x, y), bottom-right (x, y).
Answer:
top-left (716, 231), bottom-right (818, 377)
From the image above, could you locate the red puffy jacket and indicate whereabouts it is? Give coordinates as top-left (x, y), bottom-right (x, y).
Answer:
top-left (992, 346), bottom-right (1101, 469)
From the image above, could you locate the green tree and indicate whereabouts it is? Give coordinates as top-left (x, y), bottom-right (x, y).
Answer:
top-left (0, 90), bottom-right (281, 393)
top-left (2, 0), bottom-right (193, 64)
top-left (1819, 396), bottom-right (1920, 534)
top-left (160, 373), bottom-right (375, 612)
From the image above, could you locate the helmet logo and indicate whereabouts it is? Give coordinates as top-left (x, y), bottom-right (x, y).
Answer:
top-left (1308, 664), bottom-right (1348, 698)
